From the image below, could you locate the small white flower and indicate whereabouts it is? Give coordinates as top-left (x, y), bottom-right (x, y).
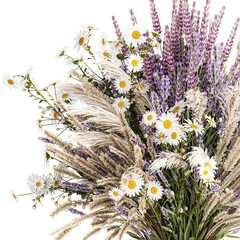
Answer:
top-left (53, 173), bottom-right (63, 187)
top-left (156, 112), bottom-right (179, 134)
top-left (126, 54), bottom-right (143, 72)
top-left (74, 30), bottom-right (89, 51)
top-left (121, 172), bottom-right (144, 197)
top-left (147, 181), bottom-right (163, 201)
top-left (167, 126), bottom-right (183, 146)
top-left (136, 80), bottom-right (150, 93)
top-left (2, 74), bottom-right (20, 90)
top-left (142, 110), bottom-right (158, 126)
top-left (179, 208), bottom-right (183, 213)
top-left (112, 96), bottom-right (130, 112)
top-left (183, 119), bottom-right (204, 136)
top-left (114, 75), bottom-right (132, 94)
top-left (169, 100), bottom-right (186, 116)
top-left (42, 174), bottom-right (54, 192)
top-left (27, 173), bottom-right (45, 197)
top-left (198, 165), bottom-right (215, 183)
top-left (109, 187), bottom-right (123, 201)
top-left (205, 115), bottom-right (216, 128)
top-left (57, 90), bottom-right (75, 102)
top-left (110, 40), bottom-right (123, 51)
top-left (153, 130), bottom-right (168, 145)
top-left (124, 24), bottom-right (147, 48)
top-left (100, 32), bottom-right (108, 47)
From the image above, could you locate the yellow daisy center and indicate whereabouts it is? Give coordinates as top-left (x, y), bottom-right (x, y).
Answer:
top-left (113, 191), bottom-right (119, 197)
top-left (163, 120), bottom-right (172, 129)
top-left (118, 101), bottom-right (125, 108)
top-left (139, 84), bottom-right (144, 89)
top-left (115, 42), bottom-right (119, 47)
top-left (203, 170), bottom-right (208, 176)
top-left (62, 93), bottom-right (69, 99)
top-left (88, 26), bottom-right (94, 29)
top-left (132, 30), bottom-right (141, 39)
top-left (13, 193), bottom-right (17, 199)
top-left (102, 38), bottom-right (105, 45)
top-left (147, 115), bottom-right (153, 121)
top-left (53, 111), bottom-right (58, 119)
top-left (171, 132), bottom-right (177, 139)
top-left (36, 182), bottom-right (41, 187)
top-left (150, 187), bottom-right (158, 194)
top-left (79, 37), bottom-right (84, 45)
top-left (119, 81), bottom-right (126, 88)
top-left (210, 119), bottom-right (214, 124)
top-left (173, 106), bottom-right (180, 114)
top-left (204, 162), bottom-right (212, 168)
top-left (131, 60), bottom-right (139, 67)
top-left (190, 124), bottom-right (198, 129)
top-left (128, 180), bottom-right (136, 189)
top-left (54, 180), bottom-right (59, 186)
top-left (103, 51), bottom-right (111, 57)
top-left (8, 79), bottom-right (15, 85)
top-left (206, 178), bottom-right (211, 182)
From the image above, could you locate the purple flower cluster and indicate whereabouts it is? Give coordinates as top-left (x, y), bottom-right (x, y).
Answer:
top-left (61, 182), bottom-right (91, 193)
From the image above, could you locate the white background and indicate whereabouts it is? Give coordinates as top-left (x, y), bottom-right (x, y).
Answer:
top-left (0, 0), bottom-right (240, 239)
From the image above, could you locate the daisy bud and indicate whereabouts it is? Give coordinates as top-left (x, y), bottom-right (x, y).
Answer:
top-left (32, 205), bottom-right (36, 210)
top-left (185, 206), bottom-right (188, 211)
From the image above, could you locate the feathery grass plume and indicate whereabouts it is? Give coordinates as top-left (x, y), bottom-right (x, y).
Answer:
top-left (134, 145), bottom-right (145, 169)
top-left (133, 89), bottom-right (153, 110)
top-left (99, 152), bottom-right (121, 176)
top-left (109, 145), bottom-right (134, 167)
top-left (128, 207), bottom-right (138, 220)
top-left (187, 146), bottom-right (209, 168)
top-left (71, 69), bottom-right (112, 104)
top-left (109, 134), bottom-right (132, 154)
top-left (88, 198), bottom-right (115, 211)
top-left (213, 210), bottom-right (229, 223)
top-left (56, 100), bottom-right (85, 131)
top-left (185, 89), bottom-right (207, 122)
top-left (82, 227), bottom-right (102, 240)
top-left (96, 60), bottom-right (130, 79)
top-left (206, 214), bottom-right (240, 239)
top-left (221, 162), bottom-right (240, 189)
top-left (50, 200), bottom-right (82, 218)
top-left (150, 151), bottom-right (187, 172)
top-left (216, 84), bottom-right (240, 164)
top-left (146, 136), bottom-right (156, 161)
top-left (229, 175), bottom-right (240, 191)
top-left (220, 189), bottom-right (234, 205)
top-left (106, 227), bottom-right (121, 240)
top-left (116, 196), bottom-right (138, 207)
top-left (216, 222), bottom-right (240, 239)
top-left (70, 131), bottom-right (124, 151)
top-left (202, 192), bottom-right (221, 221)
top-left (44, 130), bottom-right (71, 152)
top-left (118, 220), bottom-right (132, 240)
top-left (97, 177), bottom-right (120, 187)
top-left (54, 167), bottom-right (83, 180)
top-left (223, 136), bottom-right (240, 171)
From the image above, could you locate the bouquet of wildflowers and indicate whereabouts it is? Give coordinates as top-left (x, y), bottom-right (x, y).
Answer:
top-left (5, 0), bottom-right (240, 239)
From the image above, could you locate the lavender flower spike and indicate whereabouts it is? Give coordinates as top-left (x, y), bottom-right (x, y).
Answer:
top-left (129, 9), bottom-right (137, 26)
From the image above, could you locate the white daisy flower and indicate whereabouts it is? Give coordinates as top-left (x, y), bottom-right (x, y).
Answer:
top-left (126, 54), bottom-right (143, 72)
top-left (57, 90), bottom-right (74, 102)
top-left (114, 75), bottom-right (132, 94)
top-left (156, 112), bottom-right (179, 133)
top-left (121, 172), bottom-right (144, 197)
top-left (109, 187), bottom-right (123, 201)
top-left (142, 110), bottom-right (158, 126)
top-left (10, 190), bottom-right (18, 202)
top-left (74, 30), bottom-right (89, 51)
top-left (147, 181), bottom-right (163, 201)
top-left (2, 74), bottom-right (20, 90)
top-left (154, 130), bottom-right (168, 145)
top-left (136, 80), bottom-right (150, 93)
top-left (110, 40), bottom-right (123, 51)
top-left (203, 156), bottom-right (218, 171)
top-left (27, 173), bottom-right (45, 197)
top-left (183, 119), bottom-right (204, 136)
top-left (169, 100), bottom-right (186, 116)
top-left (112, 96), bottom-right (130, 112)
top-left (43, 174), bottom-right (54, 191)
top-left (53, 173), bottom-right (63, 187)
top-left (124, 24), bottom-right (147, 48)
top-left (167, 126), bottom-right (183, 146)
top-left (198, 165), bottom-right (215, 183)
top-left (205, 115), bottom-right (216, 128)
top-left (100, 32), bottom-right (108, 47)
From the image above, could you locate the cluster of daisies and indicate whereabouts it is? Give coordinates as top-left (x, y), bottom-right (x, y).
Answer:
top-left (109, 171), bottom-right (163, 208)
top-left (27, 171), bottom-right (62, 199)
